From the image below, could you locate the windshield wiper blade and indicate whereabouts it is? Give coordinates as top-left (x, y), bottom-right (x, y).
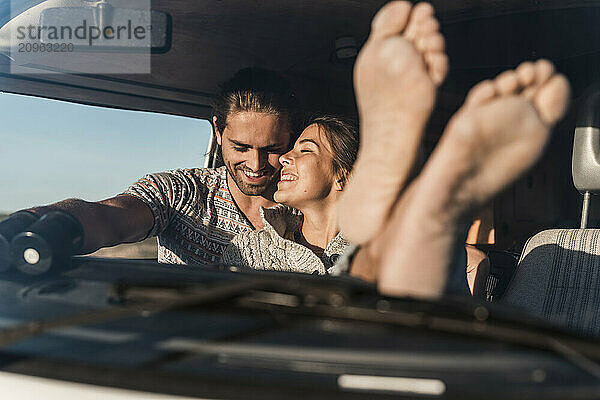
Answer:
top-left (108, 280), bottom-right (600, 380)
top-left (0, 278), bottom-right (277, 349)
top-left (4, 273), bottom-right (600, 381)
top-left (0, 270), bottom-right (369, 350)
top-left (109, 277), bottom-right (600, 366)
top-left (235, 294), bottom-right (600, 379)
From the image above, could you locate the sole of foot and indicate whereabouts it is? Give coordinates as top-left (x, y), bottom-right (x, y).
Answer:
top-left (377, 59), bottom-right (570, 298)
top-left (338, 1), bottom-right (449, 245)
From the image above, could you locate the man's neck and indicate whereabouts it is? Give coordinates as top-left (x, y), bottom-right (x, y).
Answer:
top-left (226, 173), bottom-right (277, 230)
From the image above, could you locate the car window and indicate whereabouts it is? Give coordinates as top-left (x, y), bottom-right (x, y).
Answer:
top-left (0, 92), bottom-right (212, 258)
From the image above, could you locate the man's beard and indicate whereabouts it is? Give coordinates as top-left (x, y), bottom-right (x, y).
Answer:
top-left (225, 163), bottom-right (278, 196)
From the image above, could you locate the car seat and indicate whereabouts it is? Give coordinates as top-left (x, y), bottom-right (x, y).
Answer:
top-left (502, 87), bottom-right (600, 336)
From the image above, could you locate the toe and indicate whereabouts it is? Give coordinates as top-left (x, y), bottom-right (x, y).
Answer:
top-left (523, 60), bottom-right (555, 99)
top-left (425, 52), bottom-right (448, 85)
top-left (418, 17), bottom-right (440, 34)
top-left (370, 1), bottom-right (413, 40)
top-left (406, 2), bottom-right (435, 40)
top-left (515, 61), bottom-right (536, 88)
top-left (534, 59), bottom-right (555, 85)
top-left (494, 70), bottom-right (520, 95)
top-left (417, 32), bottom-right (445, 53)
top-left (533, 74), bottom-right (571, 125)
top-left (465, 80), bottom-right (496, 106)
top-left (413, 2), bottom-right (435, 19)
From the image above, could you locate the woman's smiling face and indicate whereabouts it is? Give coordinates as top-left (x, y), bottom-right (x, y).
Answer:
top-left (274, 124), bottom-right (341, 209)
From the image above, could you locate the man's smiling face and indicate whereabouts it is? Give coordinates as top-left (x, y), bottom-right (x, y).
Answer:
top-left (216, 111), bottom-right (291, 196)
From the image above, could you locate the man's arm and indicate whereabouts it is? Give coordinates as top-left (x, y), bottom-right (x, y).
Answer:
top-left (27, 195), bottom-right (154, 255)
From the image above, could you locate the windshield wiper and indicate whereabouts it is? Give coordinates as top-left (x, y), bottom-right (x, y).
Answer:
top-left (3, 274), bottom-right (600, 381)
top-left (0, 278), bottom-right (278, 349)
top-left (234, 293), bottom-right (600, 379)
top-left (0, 268), bottom-right (369, 350)
top-left (112, 279), bottom-right (600, 380)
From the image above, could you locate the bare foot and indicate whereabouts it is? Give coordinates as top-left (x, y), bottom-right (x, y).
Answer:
top-left (376, 60), bottom-right (570, 298)
top-left (338, 1), bottom-right (448, 245)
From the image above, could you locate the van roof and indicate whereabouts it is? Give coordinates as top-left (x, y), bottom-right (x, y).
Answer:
top-left (0, 0), bottom-right (596, 120)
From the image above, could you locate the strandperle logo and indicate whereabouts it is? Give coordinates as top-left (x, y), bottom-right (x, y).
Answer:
top-left (15, 20), bottom-right (148, 46)
top-left (9, 0), bottom-right (153, 74)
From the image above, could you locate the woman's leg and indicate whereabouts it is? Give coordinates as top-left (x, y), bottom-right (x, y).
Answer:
top-left (352, 60), bottom-right (570, 298)
top-left (338, 1), bottom-right (448, 245)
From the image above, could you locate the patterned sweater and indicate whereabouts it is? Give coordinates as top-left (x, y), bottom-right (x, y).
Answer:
top-left (124, 166), bottom-right (254, 265)
top-left (222, 205), bottom-right (354, 275)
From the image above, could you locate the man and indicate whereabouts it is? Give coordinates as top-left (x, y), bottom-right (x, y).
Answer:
top-left (24, 67), bottom-right (299, 265)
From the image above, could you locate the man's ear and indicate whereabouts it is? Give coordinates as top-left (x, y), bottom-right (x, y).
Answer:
top-left (212, 116), bottom-right (223, 146)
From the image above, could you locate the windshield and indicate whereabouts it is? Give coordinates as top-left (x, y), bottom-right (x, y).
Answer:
top-left (1, 0), bottom-right (600, 397)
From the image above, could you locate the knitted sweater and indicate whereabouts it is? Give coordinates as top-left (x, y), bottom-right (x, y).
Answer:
top-left (222, 205), bottom-right (354, 275)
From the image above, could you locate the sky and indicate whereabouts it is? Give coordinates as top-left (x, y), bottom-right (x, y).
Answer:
top-left (0, 92), bottom-right (212, 213)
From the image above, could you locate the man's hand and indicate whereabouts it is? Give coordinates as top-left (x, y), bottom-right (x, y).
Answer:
top-left (28, 195), bottom-right (153, 254)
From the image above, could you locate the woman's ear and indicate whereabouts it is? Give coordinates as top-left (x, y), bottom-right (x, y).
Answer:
top-left (212, 116), bottom-right (223, 146)
top-left (335, 175), bottom-right (346, 191)
top-left (336, 170), bottom-right (353, 191)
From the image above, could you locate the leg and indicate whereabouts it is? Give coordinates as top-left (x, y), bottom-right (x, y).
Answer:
top-left (338, 1), bottom-right (448, 245)
top-left (355, 60), bottom-right (570, 298)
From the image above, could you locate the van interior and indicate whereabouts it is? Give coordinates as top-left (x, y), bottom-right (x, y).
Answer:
top-left (3, 1), bottom-right (600, 298)
top-left (2, 1), bottom-right (600, 397)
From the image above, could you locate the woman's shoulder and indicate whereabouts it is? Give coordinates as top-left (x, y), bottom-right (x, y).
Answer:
top-left (222, 206), bottom-right (328, 274)
top-left (223, 205), bottom-right (298, 257)
top-left (260, 205), bottom-right (303, 236)
top-left (222, 227), bottom-right (271, 268)
top-left (221, 205), bottom-right (289, 266)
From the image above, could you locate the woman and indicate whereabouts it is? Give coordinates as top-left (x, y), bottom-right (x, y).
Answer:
top-left (221, 115), bottom-right (482, 296)
top-left (222, 115), bottom-right (359, 275)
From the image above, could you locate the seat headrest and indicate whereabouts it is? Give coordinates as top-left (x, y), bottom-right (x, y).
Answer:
top-left (572, 85), bottom-right (600, 193)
